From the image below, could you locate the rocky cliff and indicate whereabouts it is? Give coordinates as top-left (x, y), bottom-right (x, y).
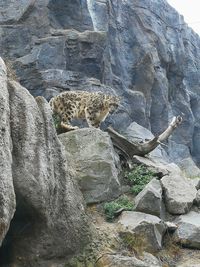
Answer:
top-left (0, 60), bottom-right (91, 266)
top-left (1, 0), bottom-right (200, 168)
top-left (1, 0), bottom-right (200, 266)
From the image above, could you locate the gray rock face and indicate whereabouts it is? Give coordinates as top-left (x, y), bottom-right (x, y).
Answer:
top-left (0, 77), bottom-right (90, 266)
top-left (99, 0), bottom-right (200, 154)
top-left (48, 0), bottom-right (93, 31)
top-left (161, 174), bottom-right (197, 214)
top-left (1, 0), bottom-right (200, 165)
top-left (0, 0), bottom-right (35, 24)
top-left (134, 179), bottom-right (163, 217)
top-left (15, 29), bottom-right (107, 97)
top-left (118, 211), bottom-right (166, 253)
top-left (174, 211), bottom-right (200, 249)
top-left (59, 128), bottom-right (121, 204)
top-left (0, 59), bottom-right (16, 247)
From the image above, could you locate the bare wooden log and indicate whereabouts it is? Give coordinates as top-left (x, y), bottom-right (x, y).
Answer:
top-left (107, 116), bottom-right (183, 160)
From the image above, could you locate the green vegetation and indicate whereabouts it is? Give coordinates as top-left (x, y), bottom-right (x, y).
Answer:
top-left (52, 113), bottom-right (61, 130)
top-left (104, 195), bottom-right (134, 221)
top-left (119, 231), bottom-right (146, 255)
top-left (52, 113), bottom-right (67, 134)
top-left (125, 164), bottom-right (155, 194)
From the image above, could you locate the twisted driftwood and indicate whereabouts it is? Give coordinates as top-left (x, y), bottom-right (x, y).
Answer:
top-left (107, 116), bottom-right (183, 161)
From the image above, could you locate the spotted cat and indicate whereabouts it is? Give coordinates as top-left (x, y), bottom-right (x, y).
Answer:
top-left (49, 91), bottom-right (120, 131)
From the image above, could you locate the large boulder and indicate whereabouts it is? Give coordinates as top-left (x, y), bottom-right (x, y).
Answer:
top-left (134, 178), bottom-right (164, 218)
top-left (0, 59), bottom-right (16, 247)
top-left (3, 79), bottom-right (91, 266)
top-left (118, 211), bottom-right (166, 253)
top-left (178, 157), bottom-right (200, 178)
top-left (161, 174), bottom-right (197, 214)
top-left (59, 128), bottom-right (121, 204)
top-left (174, 211), bottom-right (200, 249)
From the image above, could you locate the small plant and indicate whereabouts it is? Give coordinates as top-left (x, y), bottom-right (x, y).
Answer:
top-left (104, 195), bottom-right (134, 221)
top-left (125, 164), bottom-right (155, 194)
top-left (52, 113), bottom-right (67, 134)
top-left (52, 113), bottom-right (61, 130)
top-left (119, 231), bottom-right (146, 256)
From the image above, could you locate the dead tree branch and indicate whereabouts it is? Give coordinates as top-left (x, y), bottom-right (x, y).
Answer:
top-left (107, 116), bottom-right (182, 160)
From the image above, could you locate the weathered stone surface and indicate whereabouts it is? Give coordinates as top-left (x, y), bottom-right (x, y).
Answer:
top-left (0, 59), bottom-right (16, 247)
top-left (191, 177), bottom-right (200, 190)
top-left (59, 128), bottom-right (121, 204)
top-left (1, 0), bottom-right (200, 167)
top-left (118, 211), bottom-right (166, 253)
top-left (96, 252), bottom-right (161, 267)
top-left (164, 221), bottom-right (178, 232)
top-left (14, 29), bottom-right (107, 97)
top-left (161, 174), bottom-right (197, 214)
top-left (132, 155), bottom-right (181, 178)
top-left (48, 0), bottom-right (93, 31)
top-left (5, 79), bottom-right (90, 266)
top-left (176, 251), bottom-right (200, 267)
top-left (195, 190), bottom-right (200, 206)
top-left (87, 0), bottom-right (108, 31)
top-left (0, 0), bottom-right (35, 24)
top-left (176, 261), bottom-right (200, 267)
top-left (40, 69), bottom-right (116, 101)
top-left (134, 179), bottom-right (163, 217)
top-left (122, 122), bottom-right (169, 163)
top-left (179, 157), bottom-right (200, 178)
top-left (174, 211), bottom-right (200, 249)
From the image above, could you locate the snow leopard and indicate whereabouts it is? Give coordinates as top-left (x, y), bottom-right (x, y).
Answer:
top-left (49, 91), bottom-right (120, 131)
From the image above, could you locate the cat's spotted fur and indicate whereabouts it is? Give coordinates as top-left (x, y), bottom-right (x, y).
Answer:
top-left (49, 91), bottom-right (120, 131)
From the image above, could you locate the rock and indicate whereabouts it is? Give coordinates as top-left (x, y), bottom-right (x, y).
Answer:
top-left (15, 29), bottom-right (107, 96)
top-left (96, 252), bottom-right (161, 267)
top-left (123, 121), bottom-right (155, 142)
top-left (195, 190), bottom-right (200, 206)
top-left (40, 68), bottom-right (116, 100)
top-left (174, 211), bottom-right (200, 249)
top-left (176, 261), bottom-right (200, 267)
top-left (0, 59), bottom-right (16, 246)
top-left (178, 157), bottom-right (200, 178)
top-left (161, 174), bottom-right (197, 214)
top-left (1, 0), bottom-right (200, 166)
top-left (122, 122), bottom-right (169, 164)
top-left (191, 177), bottom-right (200, 190)
top-left (48, 0), bottom-right (93, 31)
top-left (134, 178), bottom-right (164, 218)
top-left (118, 211), bottom-right (166, 253)
top-left (1, 0), bottom-right (200, 165)
top-left (59, 128), bottom-right (121, 204)
top-left (132, 155), bottom-right (182, 178)
top-left (0, 0), bottom-right (35, 24)
top-left (6, 79), bottom-right (91, 266)
top-left (87, 0), bottom-right (108, 31)
top-left (176, 250), bottom-right (200, 267)
top-left (164, 221), bottom-right (178, 232)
